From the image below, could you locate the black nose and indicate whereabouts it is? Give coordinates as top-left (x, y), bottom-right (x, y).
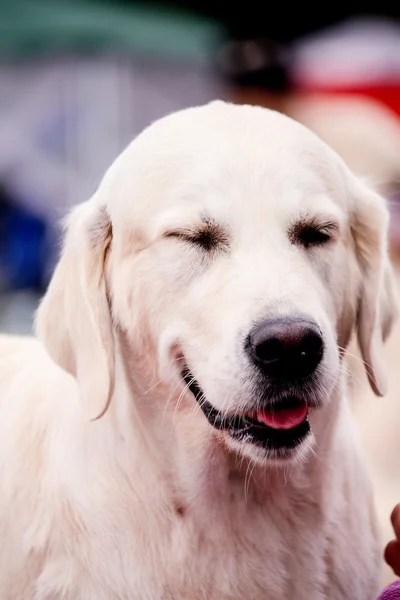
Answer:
top-left (246, 317), bottom-right (324, 380)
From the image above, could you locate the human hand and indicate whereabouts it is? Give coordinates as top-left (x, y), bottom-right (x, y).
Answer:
top-left (385, 505), bottom-right (400, 577)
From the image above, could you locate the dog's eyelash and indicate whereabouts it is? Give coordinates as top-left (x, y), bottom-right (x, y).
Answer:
top-left (298, 226), bottom-right (332, 248)
top-left (164, 222), bottom-right (229, 252)
top-left (165, 230), bottom-right (218, 251)
top-left (289, 220), bottom-right (338, 249)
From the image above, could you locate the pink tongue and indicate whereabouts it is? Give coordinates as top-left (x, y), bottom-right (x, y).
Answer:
top-left (254, 402), bottom-right (308, 430)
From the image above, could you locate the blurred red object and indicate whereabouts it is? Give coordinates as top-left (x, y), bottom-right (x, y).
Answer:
top-left (290, 18), bottom-right (400, 117)
top-left (293, 85), bottom-right (400, 120)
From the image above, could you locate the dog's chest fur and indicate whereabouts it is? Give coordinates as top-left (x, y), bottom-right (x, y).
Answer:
top-left (0, 391), bottom-right (381, 600)
top-left (156, 467), bottom-right (379, 600)
top-left (16, 446), bottom-right (380, 600)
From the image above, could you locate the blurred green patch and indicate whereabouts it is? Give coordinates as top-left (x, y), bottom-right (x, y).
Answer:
top-left (0, 0), bottom-right (225, 64)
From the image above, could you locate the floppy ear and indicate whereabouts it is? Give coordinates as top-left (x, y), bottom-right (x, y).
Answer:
top-left (35, 200), bottom-right (114, 420)
top-left (352, 181), bottom-right (398, 396)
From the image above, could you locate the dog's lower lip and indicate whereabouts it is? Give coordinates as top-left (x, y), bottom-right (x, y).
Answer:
top-left (181, 367), bottom-right (311, 450)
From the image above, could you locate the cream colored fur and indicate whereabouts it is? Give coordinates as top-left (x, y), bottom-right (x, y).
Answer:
top-left (0, 101), bottom-right (397, 599)
top-left (289, 94), bottom-right (400, 586)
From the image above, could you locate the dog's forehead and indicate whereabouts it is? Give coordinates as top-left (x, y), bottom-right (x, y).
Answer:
top-left (104, 102), bottom-right (347, 228)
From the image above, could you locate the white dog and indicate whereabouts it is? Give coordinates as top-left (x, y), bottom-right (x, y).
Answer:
top-left (0, 101), bottom-right (397, 600)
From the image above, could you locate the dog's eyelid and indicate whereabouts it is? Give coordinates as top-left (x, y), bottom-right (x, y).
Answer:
top-left (162, 224), bottom-right (204, 238)
top-left (163, 219), bottom-right (229, 252)
top-left (289, 216), bottom-right (340, 248)
top-left (163, 228), bottom-right (193, 239)
top-left (311, 220), bottom-right (339, 235)
top-left (163, 227), bottom-right (206, 245)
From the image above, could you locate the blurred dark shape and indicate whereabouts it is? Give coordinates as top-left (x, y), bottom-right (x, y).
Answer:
top-left (0, 187), bottom-right (47, 291)
top-left (151, 3), bottom-right (400, 95)
top-left (216, 38), bottom-right (289, 91)
top-left (143, 2), bottom-right (400, 43)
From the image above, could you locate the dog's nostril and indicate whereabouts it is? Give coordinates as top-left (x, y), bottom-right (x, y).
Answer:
top-left (253, 338), bottom-right (283, 364)
top-left (296, 331), bottom-right (324, 372)
top-left (247, 317), bottom-right (324, 380)
top-left (300, 331), bottom-right (324, 358)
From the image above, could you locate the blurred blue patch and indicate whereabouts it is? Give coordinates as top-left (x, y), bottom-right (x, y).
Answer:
top-left (0, 190), bottom-right (47, 291)
top-left (38, 107), bottom-right (80, 161)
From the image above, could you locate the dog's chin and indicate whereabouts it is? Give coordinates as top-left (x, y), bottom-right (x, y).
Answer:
top-left (181, 368), bottom-right (316, 465)
top-left (223, 429), bottom-right (316, 466)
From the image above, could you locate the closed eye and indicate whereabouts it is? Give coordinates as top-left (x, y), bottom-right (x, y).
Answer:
top-left (164, 216), bottom-right (229, 253)
top-left (289, 218), bottom-right (339, 249)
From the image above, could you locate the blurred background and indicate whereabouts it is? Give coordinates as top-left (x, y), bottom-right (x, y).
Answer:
top-left (1, 0), bottom-right (400, 584)
top-left (1, 1), bottom-right (400, 332)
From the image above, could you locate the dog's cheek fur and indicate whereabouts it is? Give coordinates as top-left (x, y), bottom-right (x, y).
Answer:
top-left (109, 251), bottom-right (176, 384)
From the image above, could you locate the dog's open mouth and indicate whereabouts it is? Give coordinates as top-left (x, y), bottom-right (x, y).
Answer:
top-left (182, 369), bottom-right (310, 451)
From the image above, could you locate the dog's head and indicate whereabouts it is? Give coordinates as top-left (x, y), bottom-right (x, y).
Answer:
top-left (36, 101), bottom-right (398, 464)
